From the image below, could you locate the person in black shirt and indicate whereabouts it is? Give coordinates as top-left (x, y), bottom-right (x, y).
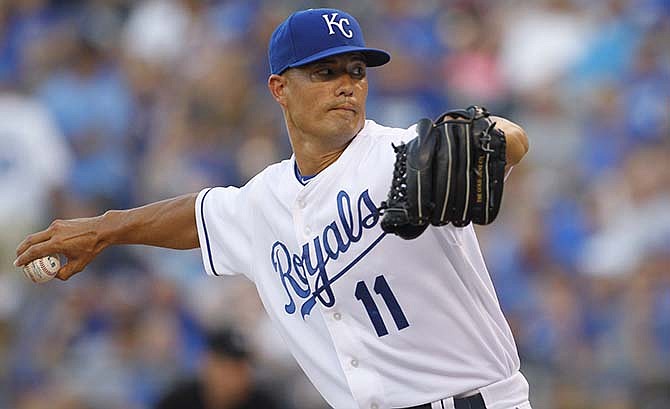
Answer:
top-left (155, 327), bottom-right (280, 409)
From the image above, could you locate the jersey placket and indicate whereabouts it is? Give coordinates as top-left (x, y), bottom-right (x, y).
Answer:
top-left (292, 180), bottom-right (387, 409)
top-left (319, 301), bottom-right (387, 409)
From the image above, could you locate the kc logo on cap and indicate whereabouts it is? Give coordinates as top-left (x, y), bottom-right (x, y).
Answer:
top-left (322, 12), bottom-right (354, 38)
top-left (268, 8), bottom-right (390, 75)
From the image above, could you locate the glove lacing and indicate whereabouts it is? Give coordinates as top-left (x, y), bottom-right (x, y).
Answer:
top-left (378, 143), bottom-right (409, 222)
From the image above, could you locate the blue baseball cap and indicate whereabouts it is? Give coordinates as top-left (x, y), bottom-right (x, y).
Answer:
top-left (269, 8), bottom-right (391, 75)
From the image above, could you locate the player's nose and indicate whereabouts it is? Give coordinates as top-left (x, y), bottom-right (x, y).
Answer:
top-left (335, 74), bottom-right (355, 97)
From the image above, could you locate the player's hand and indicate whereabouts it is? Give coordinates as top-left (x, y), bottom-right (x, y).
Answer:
top-left (490, 116), bottom-right (529, 168)
top-left (14, 217), bottom-right (109, 281)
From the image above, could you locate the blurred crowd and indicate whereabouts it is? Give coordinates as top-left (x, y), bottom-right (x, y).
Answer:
top-left (0, 0), bottom-right (668, 408)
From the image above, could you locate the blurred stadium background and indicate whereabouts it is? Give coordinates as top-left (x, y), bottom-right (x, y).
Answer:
top-left (0, 0), bottom-right (668, 408)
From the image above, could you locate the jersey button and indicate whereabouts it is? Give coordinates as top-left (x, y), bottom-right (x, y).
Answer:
top-left (371, 404), bottom-right (379, 409)
top-left (350, 359), bottom-right (359, 368)
top-left (304, 226), bottom-right (311, 235)
top-left (333, 312), bottom-right (342, 320)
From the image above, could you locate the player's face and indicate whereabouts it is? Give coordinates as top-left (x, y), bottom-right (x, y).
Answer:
top-left (280, 53), bottom-right (368, 143)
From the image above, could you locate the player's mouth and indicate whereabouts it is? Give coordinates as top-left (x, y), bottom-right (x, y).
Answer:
top-left (330, 104), bottom-right (358, 114)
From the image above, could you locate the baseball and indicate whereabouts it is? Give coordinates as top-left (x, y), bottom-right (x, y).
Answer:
top-left (23, 255), bottom-right (61, 283)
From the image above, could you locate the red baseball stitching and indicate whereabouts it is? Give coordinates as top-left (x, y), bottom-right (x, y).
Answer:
top-left (37, 257), bottom-right (56, 281)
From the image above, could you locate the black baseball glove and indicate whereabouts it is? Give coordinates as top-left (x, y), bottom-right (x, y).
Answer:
top-left (379, 106), bottom-right (507, 240)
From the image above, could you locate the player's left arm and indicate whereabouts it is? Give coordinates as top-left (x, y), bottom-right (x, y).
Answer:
top-left (491, 116), bottom-right (529, 172)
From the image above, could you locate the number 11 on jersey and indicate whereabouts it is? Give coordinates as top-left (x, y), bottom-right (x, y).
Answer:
top-left (355, 275), bottom-right (409, 337)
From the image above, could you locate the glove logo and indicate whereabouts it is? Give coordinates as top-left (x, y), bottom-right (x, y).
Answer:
top-left (476, 155), bottom-right (485, 204)
top-left (322, 13), bottom-right (354, 38)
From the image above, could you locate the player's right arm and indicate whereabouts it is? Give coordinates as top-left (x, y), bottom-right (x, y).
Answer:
top-left (14, 193), bottom-right (199, 280)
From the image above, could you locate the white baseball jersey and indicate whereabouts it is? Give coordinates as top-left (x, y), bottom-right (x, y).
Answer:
top-left (195, 120), bottom-right (527, 409)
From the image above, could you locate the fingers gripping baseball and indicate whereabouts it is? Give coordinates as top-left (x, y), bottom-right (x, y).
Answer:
top-left (15, 217), bottom-right (108, 280)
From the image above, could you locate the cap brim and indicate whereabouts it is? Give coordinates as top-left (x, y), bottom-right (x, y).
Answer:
top-left (285, 45), bottom-right (390, 72)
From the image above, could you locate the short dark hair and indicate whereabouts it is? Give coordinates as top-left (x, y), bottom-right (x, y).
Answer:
top-left (205, 326), bottom-right (249, 360)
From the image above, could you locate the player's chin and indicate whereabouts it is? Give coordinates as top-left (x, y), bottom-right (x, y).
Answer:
top-left (328, 110), bottom-right (362, 128)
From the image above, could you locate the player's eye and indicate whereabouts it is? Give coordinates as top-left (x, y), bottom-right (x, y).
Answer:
top-left (350, 65), bottom-right (366, 79)
top-left (311, 67), bottom-right (335, 80)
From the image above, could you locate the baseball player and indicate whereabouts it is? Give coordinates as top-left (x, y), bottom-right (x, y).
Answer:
top-left (15, 8), bottom-right (531, 409)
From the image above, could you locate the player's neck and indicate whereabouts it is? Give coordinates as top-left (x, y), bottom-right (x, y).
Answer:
top-left (288, 125), bottom-right (359, 176)
top-left (293, 140), bottom-right (351, 176)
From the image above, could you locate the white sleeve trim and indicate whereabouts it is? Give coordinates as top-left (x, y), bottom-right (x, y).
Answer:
top-left (195, 187), bottom-right (219, 277)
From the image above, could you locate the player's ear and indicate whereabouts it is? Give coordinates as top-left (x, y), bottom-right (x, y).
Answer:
top-left (268, 74), bottom-right (288, 106)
